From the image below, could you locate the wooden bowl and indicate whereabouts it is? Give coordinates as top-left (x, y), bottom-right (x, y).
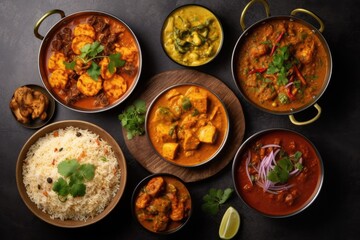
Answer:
top-left (16, 120), bottom-right (127, 227)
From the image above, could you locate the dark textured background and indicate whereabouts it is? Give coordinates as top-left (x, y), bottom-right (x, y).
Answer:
top-left (0, 0), bottom-right (359, 239)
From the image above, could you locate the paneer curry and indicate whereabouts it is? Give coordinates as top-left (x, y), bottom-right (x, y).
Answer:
top-left (147, 84), bottom-right (229, 167)
top-left (44, 14), bottom-right (140, 110)
top-left (234, 19), bottom-right (329, 112)
top-left (162, 5), bottom-right (223, 66)
top-left (234, 130), bottom-right (322, 216)
top-left (134, 175), bottom-right (191, 233)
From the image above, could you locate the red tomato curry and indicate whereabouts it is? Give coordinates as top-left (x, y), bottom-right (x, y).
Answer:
top-left (234, 19), bottom-right (329, 112)
top-left (235, 130), bottom-right (322, 216)
top-left (44, 14), bottom-right (140, 109)
top-left (134, 175), bottom-right (191, 233)
top-left (147, 85), bottom-right (229, 166)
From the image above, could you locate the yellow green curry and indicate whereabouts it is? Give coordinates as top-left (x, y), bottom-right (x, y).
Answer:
top-left (162, 5), bottom-right (223, 66)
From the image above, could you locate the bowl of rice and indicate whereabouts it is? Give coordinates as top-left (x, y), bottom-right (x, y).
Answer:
top-left (16, 120), bottom-right (127, 227)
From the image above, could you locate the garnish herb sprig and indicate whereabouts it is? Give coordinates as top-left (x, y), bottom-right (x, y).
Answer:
top-left (64, 41), bottom-right (125, 80)
top-left (201, 188), bottom-right (234, 215)
top-left (52, 159), bottom-right (95, 201)
top-left (118, 99), bottom-right (146, 140)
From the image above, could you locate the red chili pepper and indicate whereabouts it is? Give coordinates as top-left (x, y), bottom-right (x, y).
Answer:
top-left (293, 65), bottom-right (307, 86)
top-left (248, 68), bottom-right (267, 74)
top-left (286, 87), bottom-right (296, 101)
top-left (270, 31), bottom-right (285, 56)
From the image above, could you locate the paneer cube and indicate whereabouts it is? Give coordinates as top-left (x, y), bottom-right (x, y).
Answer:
top-left (156, 123), bottom-right (177, 143)
top-left (162, 143), bottom-right (179, 160)
top-left (198, 125), bottom-right (217, 144)
top-left (183, 130), bottom-right (200, 150)
top-left (185, 86), bottom-right (208, 113)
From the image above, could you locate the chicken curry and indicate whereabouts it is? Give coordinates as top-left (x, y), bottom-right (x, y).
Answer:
top-left (44, 14), bottom-right (140, 109)
top-left (134, 175), bottom-right (191, 233)
top-left (234, 19), bottom-right (329, 112)
top-left (234, 130), bottom-right (322, 216)
top-left (147, 85), bottom-right (228, 167)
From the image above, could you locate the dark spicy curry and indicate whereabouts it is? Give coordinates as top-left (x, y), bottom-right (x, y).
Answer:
top-left (235, 130), bottom-right (322, 216)
top-left (234, 19), bottom-right (329, 112)
top-left (45, 14), bottom-right (140, 109)
top-left (134, 175), bottom-right (191, 233)
top-left (147, 84), bottom-right (228, 166)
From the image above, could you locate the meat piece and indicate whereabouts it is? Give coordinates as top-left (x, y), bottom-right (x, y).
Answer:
top-left (9, 86), bottom-right (49, 123)
top-left (145, 176), bottom-right (165, 197)
top-left (183, 130), bottom-right (200, 150)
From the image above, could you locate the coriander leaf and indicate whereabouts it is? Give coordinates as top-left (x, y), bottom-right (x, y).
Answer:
top-left (278, 157), bottom-right (293, 172)
top-left (52, 177), bottom-right (69, 197)
top-left (87, 62), bottom-right (101, 80)
top-left (108, 53), bottom-right (126, 74)
top-left (70, 183), bottom-right (86, 197)
top-left (118, 99), bottom-right (146, 139)
top-left (134, 99), bottom-right (146, 114)
top-left (64, 60), bottom-right (76, 70)
top-left (78, 164), bottom-right (95, 181)
top-left (87, 41), bottom-right (104, 58)
top-left (219, 188), bottom-right (234, 204)
top-left (267, 165), bottom-right (289, 184)
top-left (100, 156), bottom-right (108, 162)
top-left (295, 162), bottom-right (303, 171)
top-left (58, 159), bottom-right (79, 177)
top-left (293, 151), bottom-right (302, 161)
top-left (202, 188), bottom-right (234, 215)
top-left (201, 201), bottom-right (220, 215)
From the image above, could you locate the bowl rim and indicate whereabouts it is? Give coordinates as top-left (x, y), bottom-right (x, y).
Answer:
top-left (160, 4), bottom-right (224, 67)
top-left (15, 120), bottom-right (127, 227)
top-left (131, 172), bottom-right (192, 234)
top-left (231, 128), bottom-right (324, 218)
top-left (37, 10), bottom-right (143, 113)
top-left (9, 84), bottom-right (56, 129)
top-left (145, 82), bottom-right (230, 168)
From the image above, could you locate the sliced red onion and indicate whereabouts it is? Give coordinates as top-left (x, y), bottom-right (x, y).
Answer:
top-left (245, 151), bottom-right (253, 185)
top-left (285, 81), bottom-right (294, 88)
top-left (261, 144), bottom-right (281, 149)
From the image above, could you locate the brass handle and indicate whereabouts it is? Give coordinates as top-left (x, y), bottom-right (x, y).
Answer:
top-left (34, 9), bottom-right (65, 40)
top-left (240, 0), bottom-right (270, 31)
top-left (289, 103), bottom-right (322, 126)
top-left (290, 8), bottom-right (325, 33)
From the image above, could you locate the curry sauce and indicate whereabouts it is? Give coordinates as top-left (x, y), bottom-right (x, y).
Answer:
top-left (234, 19), bottom-right (329, 112)
top-left (147, 85), bottom-right (228, 167)
top-left (44, 14), bottom-right (140, 110)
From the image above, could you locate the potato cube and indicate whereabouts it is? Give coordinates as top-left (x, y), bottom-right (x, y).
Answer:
top-left (155, 123), bottom-right (177, 143)
top-left (162, 143), bottom-right (179, 160)
top-left (198, 125), bottom-right (217, 144)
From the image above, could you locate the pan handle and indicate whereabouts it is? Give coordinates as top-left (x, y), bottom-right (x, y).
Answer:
top-left (289, 103), bottom-right (322, 126)
top-left (290, 8), bottom-right (325, 33)
top-left (34, 9), bottom-right (65, 40)
top-left (240, 0), bottom-right (270, 31)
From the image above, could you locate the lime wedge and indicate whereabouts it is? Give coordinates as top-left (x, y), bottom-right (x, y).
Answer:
top-left (219, 206), bottom-right (240, 239)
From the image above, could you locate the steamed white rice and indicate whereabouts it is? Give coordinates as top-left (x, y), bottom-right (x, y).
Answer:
top-left (22, 126), bottom-right (121, 221)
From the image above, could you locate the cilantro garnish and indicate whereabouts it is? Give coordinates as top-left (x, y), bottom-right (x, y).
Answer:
top-left (64, 41), bottom-right (126, 81)
top-left (118, 99), bottom-right (146, 140)
top-left (52, 159), bottom-right (95, 200)
top-left (266, 46), bottom-right (292, 86)
top-left (201, 188), bottom-right (234, 215)
top-left (267, 151), bottom-right (304, 184)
